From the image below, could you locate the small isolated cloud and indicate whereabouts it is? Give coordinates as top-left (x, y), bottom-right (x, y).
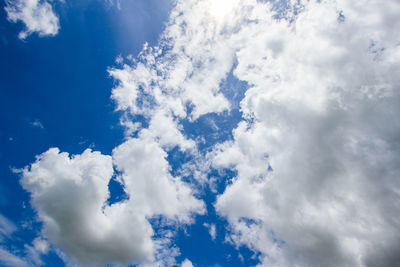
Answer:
top-left (203, 223), bottom-right (216, 240)
top-left (5, 0), bottom-right (60, 39)
top-left (0, 214), bottom-right (16, 241)
top-left (30, 119), bottom-right (44, 129)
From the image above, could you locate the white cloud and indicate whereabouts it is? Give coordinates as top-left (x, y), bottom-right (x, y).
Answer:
top-left (209, 0), bottom-right (400, 266)
top-left (21, 148), bottom-right (154, 266)
top-left (181, 258), bottom-right (194, 267)
top-left (25, 237), bottom-right (50, 266)
top-left (0, 214), bottom-right (17, 240)
top-left (108, 0), bottom-right (245, 122)
top-left (112, 136), bottom-right (205, 222)
top-left (203, 223), bottom-right (216, 240)
top-left (109, 0), bottom-right (399, 265)
top-left (5, 0), bottom-right (60, 39)
top-left (0, 248), bottom-right (29, 267)
top-left (32, 237), bottom-right (49, 254)
top-left (30, 119), bottom-right (44, 129)
top-left (21, 144), bottom-right (204, 266)
top-left (0, 214), bottom-right (47, 267)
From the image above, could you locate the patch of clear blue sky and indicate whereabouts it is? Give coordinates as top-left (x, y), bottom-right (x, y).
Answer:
top-left (0, 0), bottom-right (260, 266)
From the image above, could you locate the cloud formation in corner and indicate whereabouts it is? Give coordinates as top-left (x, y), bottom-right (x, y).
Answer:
top-left (5, 0), bottom-right (60, 39)
top-left (0, 214), bottom-right (49, 266)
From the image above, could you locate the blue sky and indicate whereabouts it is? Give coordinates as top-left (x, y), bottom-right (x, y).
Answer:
top-left (1, 0), bottom-right (400, 267)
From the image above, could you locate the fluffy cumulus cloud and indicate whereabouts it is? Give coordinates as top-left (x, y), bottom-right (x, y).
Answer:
top-left (20, 0), bottom-right (400, 266)
top-left (5, 0), bottom-right (60, 39)
top-left (21, 145), bottom-right (204, 266)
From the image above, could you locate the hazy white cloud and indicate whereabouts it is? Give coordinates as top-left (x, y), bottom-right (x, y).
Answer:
top-left (5, 0), bottom-right (60, 39)
top-left (25, 237), bottom-right (50, 266)
top-left (32, 238), bottom-right (49, 254)
top-left (30, 119), bottom-right (44, 129)
top-left (0, 214), bottom-right (47, 267)
top-left (0, 248), bottom-right (29, 267)
top-left (203, 223), bottom-right (216, 240)
top-left (0, 214), bottom-right (17, 240)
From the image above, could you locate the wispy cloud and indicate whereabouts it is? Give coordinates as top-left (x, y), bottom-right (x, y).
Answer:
top-left (0, 214), bottom-right (48, 267)
top-left (0, 214), bottom-right (16, 240)
top-left (203, 223), bottom-right (216, 240)
top-left (30, 119), bottom-right (44, 129)
top-left (0, 248), bottom-right (29, 267)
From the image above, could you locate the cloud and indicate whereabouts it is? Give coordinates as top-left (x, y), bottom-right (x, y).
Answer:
top-left (108, 0), bottom-right (242, 122)
top-left (21, 144), bottom-right (204, 266)
top-left (181, 258), bottom-right (194, 267)
top-left (21, 148), bottom-right (154, 266)
top-left (0, 214), bottom-right (47, 267)
top-left (209, 0), bottom-right (400, 266)
top-left (30, 119), bottom-right (44, 129)
top-left (0, 248), bottom-right (29, 267)
top-left (0, 214), bottom-right (17, 240)
top-left (32, 238), bottom-right (49, 254)
top-left (5, 0), bottom-right (60, 39)
top-left (113, 137), bottom-right (204, 221)
top-left (203, 223), bottom-right (216, 240)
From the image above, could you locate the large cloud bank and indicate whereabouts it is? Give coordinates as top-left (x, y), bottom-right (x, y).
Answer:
top-left (21, 0), bottom-right (400, 266)
top-left (210, 1), bottom-right (400, 267)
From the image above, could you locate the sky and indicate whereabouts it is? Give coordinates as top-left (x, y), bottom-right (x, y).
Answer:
top-left (0, 0), bottom-right (400, 266)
